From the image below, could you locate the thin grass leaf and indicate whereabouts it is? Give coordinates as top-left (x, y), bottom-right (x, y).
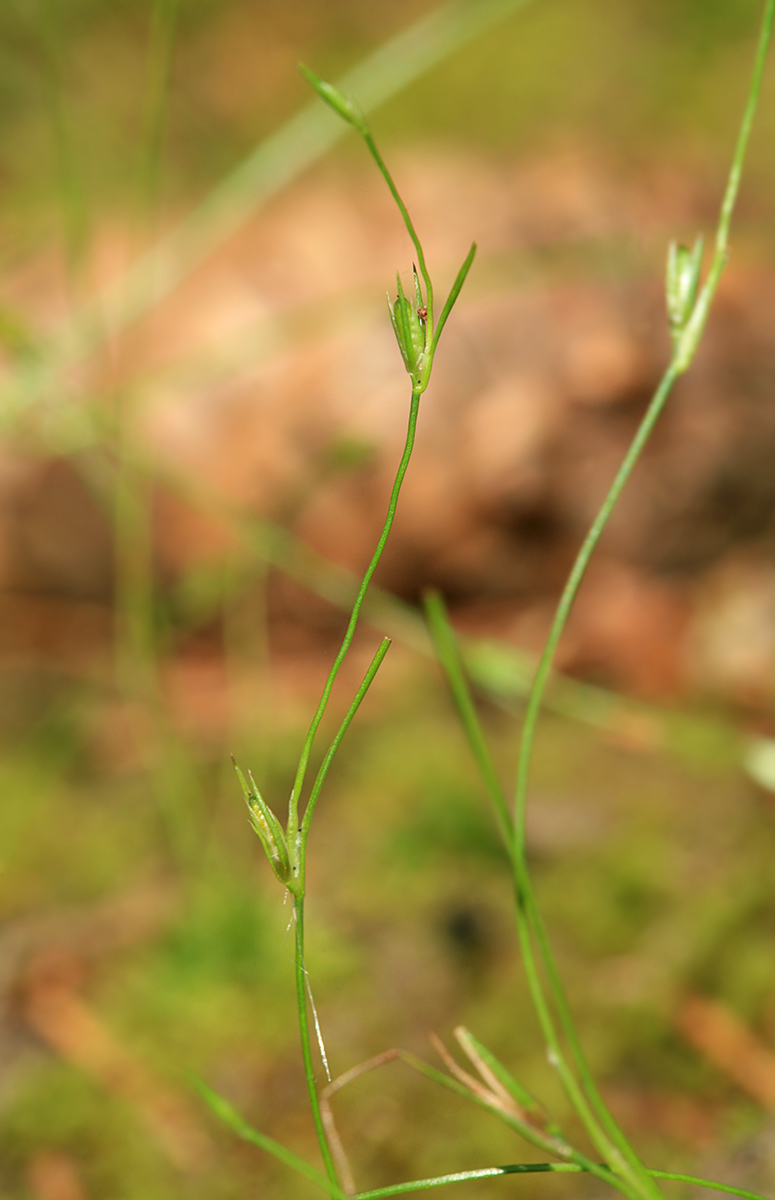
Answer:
top-left (358, 1166), bottom-right (775, 1200)
top-left (191, 1075), bottom-right (347, 1198)
top-left (453, 1027), bottom-right (548, 1125)
top-left (423, 590), bottom-right (510, 841)
top-left (300, 636), bottom-right (391, 841)
top-left (648, 1174), bottom-right (770, 1200)
top-left (399, 1047), bottom-right (626, 1194)
top-left (355, 1160), bottom-right (586, 1198)
top-left (429, 242), bottom-right (476, 356)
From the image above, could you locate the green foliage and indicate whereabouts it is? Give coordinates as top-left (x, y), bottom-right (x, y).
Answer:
top-left (201, 4), bottom-right (775, 1195)
top-left (1, 2), bottom-right (775, 1199)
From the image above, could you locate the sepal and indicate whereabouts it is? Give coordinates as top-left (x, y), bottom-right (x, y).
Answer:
top-left (232, 757), bottom-right (292, 885)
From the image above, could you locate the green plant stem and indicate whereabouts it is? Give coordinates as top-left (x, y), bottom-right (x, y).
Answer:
top-left (355, 1162), bottom-right (588, 1198)
top-left (294, 898), bottom-right (340, 1188)
top-left (675, 0), bottom-right (775, 372)
top-left (421, 596), bottom-right (641, 1192)
top-left (287, 388), bottom-right (420, 1190)
top-left (511, 365), bottom-right (682, 1199)
top-left (361, 133), bottom-right (434, 327)
top-left (499, 8), bottom-right (775, 1197)
top-left (299, 637), bottom-right (392, 850)
top-left (287, 389), bottom-right (420, 849)
top-left (355, 1166), bottom-right (773, 1199)
top-left (196, 1065), bottom-right (771, 1200)
top-left (646, 1174), bottom-right (769, 1200)
top-left (514, 355), bottom-right (675, 837)
top-left (509, 3), bottom-right (774, 1188)
top-left (516, 382), bottom-right (706, 1185)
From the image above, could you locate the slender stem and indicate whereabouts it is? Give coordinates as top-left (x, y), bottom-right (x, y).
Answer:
top-left (507, 4), bottom-right (775, 1183)
top-left (675, 0), bottom-right (775, 371)
top-left (506, 4), bottom-right (775, 1184)
top-left (355, 1162), bottom-right (595, 1199)
top-left (362, 134), bottom-right (434, 328)
top-left (294, 898), bottom-right (339, 1186)
top-left (197, 1067), bottom-right (770, 1200)
top-left (288, 390), bottom-right (421, 847)
top-left (514, 360), bottom-right (678, 858)
top-left (421, 587), bottom-right (642, 1190)
top-left (511, 365), bottom-right (682, 1200)
top-left (354, 1166), bottom-right (773, 1199)
top-left (300, 637), bottom-right (392, 848)
top-left (288, 392), bottom-right (420, 1189)
top-left (720, 14), bottom-right (770, 252)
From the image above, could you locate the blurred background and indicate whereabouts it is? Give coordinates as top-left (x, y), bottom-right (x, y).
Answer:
top-left (1, 1), bottom-right (775, 1197)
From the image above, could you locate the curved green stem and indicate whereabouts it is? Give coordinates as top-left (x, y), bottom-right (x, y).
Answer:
top-left (510, 365), bottom-right (681, 1199)
top-left (508, 4), bottom-right (775, 1184)
top-left (294, 897), bottom-right (339, 1186)
top-left (361, 134), bottom-right (434, 329)
top-left (287, 392), bottom-right (420, 1185)
top-left (287, 389), bottom-right (421, 854)
top-left (675, 0), bottom-right (775, 371)
top-left (299, 637), bottom-right (392, 851)
top-left (513, 359), bottom-right (677, 855)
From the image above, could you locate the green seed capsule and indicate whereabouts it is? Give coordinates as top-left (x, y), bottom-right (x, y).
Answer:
top-left (388, 266), bottom-right (427, 386)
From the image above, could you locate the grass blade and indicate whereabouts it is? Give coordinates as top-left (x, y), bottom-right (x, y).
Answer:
top-left (191, 1075), bottom-right (347, 1197)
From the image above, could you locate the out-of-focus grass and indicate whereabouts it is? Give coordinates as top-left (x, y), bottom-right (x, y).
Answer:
top-left (1, 0), bottom-right (774, 235)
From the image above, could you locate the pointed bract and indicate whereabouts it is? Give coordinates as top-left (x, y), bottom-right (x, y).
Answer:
top-left (232, 757), bottom-right (292, 885)
top-left (387, 270), bottom-right (427, 387)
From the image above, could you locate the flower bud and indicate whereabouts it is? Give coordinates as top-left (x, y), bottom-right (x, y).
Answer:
top-left (298, 65), bottom-right (368, 136)
top-left (388, 266), bottom-right (428, 387)
top-left (666, 237), bottom-right (703, 341)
